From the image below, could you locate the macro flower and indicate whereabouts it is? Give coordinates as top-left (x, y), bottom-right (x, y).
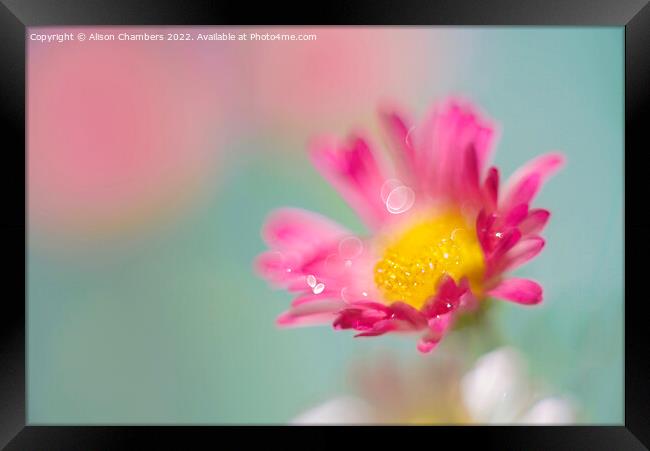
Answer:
top-left (255, 98), bottom-right (564, 353)
top-left (291, 347), bottom-right (577, 425)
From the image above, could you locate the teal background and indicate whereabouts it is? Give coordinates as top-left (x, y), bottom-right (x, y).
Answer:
top-left (28, 27), bottom-right (623, 423)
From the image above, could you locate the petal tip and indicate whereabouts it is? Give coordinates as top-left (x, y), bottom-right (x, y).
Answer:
top-left (487, 278), bottom-right (544, 305)
top-left (275, 313), bottom-right (292, 327)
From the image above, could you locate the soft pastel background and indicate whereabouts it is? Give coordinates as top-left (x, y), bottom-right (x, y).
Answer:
top-left (27, 27), bottom-right (623, 424)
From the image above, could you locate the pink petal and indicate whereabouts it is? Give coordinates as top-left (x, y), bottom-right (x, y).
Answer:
top-left (257, 208), bottom-right (362, 292)
top-left (503, 173), bottom-right (541, 212)
top-left (500, 237), bottom-right (545, 272)
top-left (434, 104), bottom-right (466, 197)
top-left (432, 103), bottom-right (470, 198)
top-left (291, 292), bottom-right (337, 307)
top-left (504, 204), bottom-right (529, 228)
top-left (378, 105), bottom-right (417, 179)
top-left (482, 167), bottom-right (500, 211)
top-left (333, 305), bottom-right (389, 331)
top-left (310, 135), bottom-right (391, 230)
top-left (335, 300), bottom-right (428, 337)
top-left (415, 99), bottom-right (496, 201)
top-left (276, 311), bottom-right (339, 327)
top-left (354, 319), bottom-right (399, 337)
top-left (413, 104), bottom-right (441, 192)
top-left (254, 250), bottom-right (292, 282)
top-left (417, 335), bottom-right (441, 353)
top-left (476, 209), bottom-right (497, 252)
top-left (255, 250), bottom-right (319, 288)
top-left (277, 299), bottom-right (346, 327)
top-left (489, 228), bottom-right (522, 262)
top-left (355, 313), bottom-right (426, 338)
top-left (428, 311), bottom-right (455, 334)
top-left (519, 209), bottom-right (551, 236)
top-left (473, 123), bottom-right (497, 172)
top-left (485, 227), bottom-right (523, 278)
top-left (422, 275), bottom-right (469, 318)
top-left (460, 143), bottom-right (481, 203)
top-left (503, 152), bottom-right (565, 210)
top-left (262, 208), bottom-right (349, 251)
top-left (388, 301), bottom-right (429, 328)
top-left (346, 300), bottom-right (392, 314)
top-left (417, 313), bottom-right (454, 353)
top-left (255, 245), bottom-right (342, 290)
top-left (487, 278), bottom-right (543, 305)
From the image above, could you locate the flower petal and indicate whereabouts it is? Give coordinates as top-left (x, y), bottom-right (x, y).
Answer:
top-left (500, 237), bottom-right (545, 272)
top-left (459, 143), bottom-right (482, 204)
top-left (482, 167), bottom-right (500, 211)
top-left (354, 319), bottom-right (400, 337)
top-left (262, 207), bottom-right (349, 251)
top-left (276, 299), bottom-right (346, 327)
top-left (417, 313), bottom-right (454, 354)
top-left (416, 99), bottom-right (496, 201)
top-left (389, 301), bottom-right (429, 328)
top-left (488, 228), bottom-right (522, 263)
top-left (291, 396), bottom-right (375, 425)
top-left (504, 204), bottom-right (529, 228)
top-left (417, 334), bottom-right (441, 354)
top-left (254, 250), bottom-right (294, 284)
top-left (487, 278), bottom-right (543, 305)
top-left (460, 347), bottom-right (532, 423)
top-left (379, 105), bottom-right (417, 180)
top-left (310, 135), bottom-right (391, 229)
top-left (257, 208), bottom-right (361, 291)
top-left (502, 152), bottom-right (565, 210)
top-left (333, 303), bottom-right (390, 332)
top-left (476, 208), bottom-right (497, 253)
top-left (422, 275), bottom-right (469, 317)
top-left (518, 209), bottom-right (551, 236)
top-left (336, 299), bottom-right (429, 337)
top-left (503, 173), bottom-right (541, 212)
top-left (518, 397), bottom-right (576, 425)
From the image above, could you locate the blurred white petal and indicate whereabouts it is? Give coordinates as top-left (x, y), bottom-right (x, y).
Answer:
top-left (459, 347), bottom-right (531, 423)
top-left (518, 397), bottom-right (576, 424)
top-left (290, 396), bottom-right (375, 425)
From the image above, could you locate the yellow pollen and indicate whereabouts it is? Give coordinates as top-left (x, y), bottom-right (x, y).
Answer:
top-left (373, 211), bottom-right (485, 310)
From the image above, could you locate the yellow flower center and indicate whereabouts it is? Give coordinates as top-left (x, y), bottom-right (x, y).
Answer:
top-left (374, 211), bottom-right (485, 310)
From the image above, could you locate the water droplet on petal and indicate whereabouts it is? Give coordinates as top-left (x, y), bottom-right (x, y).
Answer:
top-left (386, 185), bottom-right (415, 214)
top-left (306, 274), bottom-right (317, 288)
top-left (381, 178), bottom-right (403, 203)
top-left (313, 283), bottom-right (325, 295)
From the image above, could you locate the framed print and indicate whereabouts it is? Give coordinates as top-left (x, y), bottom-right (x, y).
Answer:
top-left (1, 0), bottom-right (647, 448)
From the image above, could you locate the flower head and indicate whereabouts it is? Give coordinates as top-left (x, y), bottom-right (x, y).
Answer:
top-left (256, 98), bottom-right (564, 353)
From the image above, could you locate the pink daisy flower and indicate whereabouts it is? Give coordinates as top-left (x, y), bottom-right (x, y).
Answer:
top-left (255, 98), bottom-right (564, 353)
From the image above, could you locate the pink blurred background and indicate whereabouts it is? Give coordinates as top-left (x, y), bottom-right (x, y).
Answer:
top-left (27, 27), bottom-right (437, 248)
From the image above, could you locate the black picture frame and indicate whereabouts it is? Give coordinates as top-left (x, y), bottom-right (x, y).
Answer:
top-left (2, 0), bottom-right (647, 449)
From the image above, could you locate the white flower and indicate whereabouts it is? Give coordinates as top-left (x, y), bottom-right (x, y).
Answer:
top-left (460, 347), bottom-right (576, 424)
top-left (291, 396), bottom-right (375, 425)
top-left (291, 347), bottom-right (577, 425)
